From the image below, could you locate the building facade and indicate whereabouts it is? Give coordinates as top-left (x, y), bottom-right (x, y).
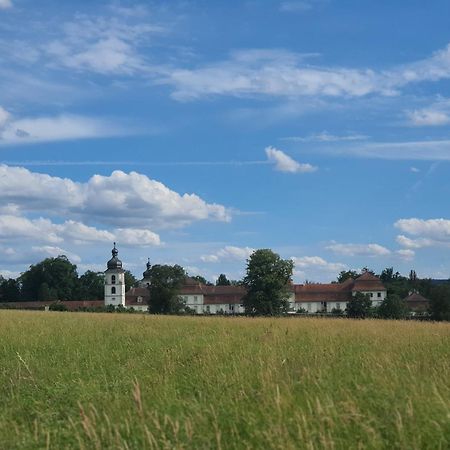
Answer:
top-left (103, 248), bottom-right (388, 314)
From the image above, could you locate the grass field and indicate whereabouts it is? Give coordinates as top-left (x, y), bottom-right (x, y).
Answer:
top-left (0, 311), bottom-right (449, 449)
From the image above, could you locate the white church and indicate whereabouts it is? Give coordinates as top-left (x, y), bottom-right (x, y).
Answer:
top-left (104, 244), bottom-right (387, 314)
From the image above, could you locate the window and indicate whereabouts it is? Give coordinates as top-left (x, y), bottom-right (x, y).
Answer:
top-left (377, 292), bottom-right (381, 298)
top-left (111, 287), bottom-right (116, 294)
top-left (307, 303), bottom-right (311, 312)
top-left (370, 292), bottom-right (373, 298)
top-left (206, 305), bottom-right (210, 313)
top-left (137, 296), bottom-right (142, 303)
top-left (229, 304), bottom-right (235, 312)
top-left (336, 303), bottom-right (341, 310)
top-left (111, 275), bottom-right (116, 284)
top-left (194, 296), bottom-right (198, 303)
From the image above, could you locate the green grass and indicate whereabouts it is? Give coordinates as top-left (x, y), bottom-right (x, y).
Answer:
top-left (0, 311), bottom-right (449, 449)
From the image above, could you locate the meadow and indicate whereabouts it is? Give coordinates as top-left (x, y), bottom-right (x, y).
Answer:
top-left (0, 311), bottom-right (449, 449)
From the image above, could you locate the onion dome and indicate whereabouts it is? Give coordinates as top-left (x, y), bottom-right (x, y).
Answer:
top-left (107, 242), bottom-right (123, 270)
top-left (143, 258), bottom-right (151, 279)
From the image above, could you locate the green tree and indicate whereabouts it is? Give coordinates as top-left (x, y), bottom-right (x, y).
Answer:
top-left (0, 277), bottom-right (21, 302)
top-left (216, 274), bottom-right (231, 286)
top-left (76, 271), bottom-right (104, 299)
top-left (242, 249), bottom-right (293, 316)
top-left (429, 285), bottom-right (450, 321)
top-left (191, 275), bottom-right (212, 285)
top-left (148, 264), bottom-right (187, 314)
top-left (19, 256), bottom-right (78, 301)
top-left (124, 270), bottom-right (138, 291)
top-left (378, 294), bottom-right (408, 319)
top-left (347, 292), bottom-right (372, 318)
top-left (337, 270), bottom-right (358, 283)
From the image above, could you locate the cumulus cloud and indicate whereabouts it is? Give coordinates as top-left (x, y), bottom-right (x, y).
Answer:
top-left (0, 245), bottom-right (81, 265)
top-left (201, 246), bottom-right (254, 263)
top-left (395, 218), bottom-right (450, 248)
top-left (291, 256), bottom-right (347, 280)
top-left (0, 215), bottom-right (161, 247)
top-left (265, 146), bottom-right (316, 173)
top-left (0, 107), bottom-right (129, 145)
top-left (0, 165), bottom-right (231, 229)
top-left (396, 249), bottom-right (415, 261)
top-left (0, 0), bottom-right (12, 10)
top-left (326, 242), bottom-right (391, 257)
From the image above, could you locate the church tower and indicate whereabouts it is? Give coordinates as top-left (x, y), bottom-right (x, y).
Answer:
top-left (139, 258), bottom-right (152, 288)
top-left (104, 243), bottom-right (126, 307)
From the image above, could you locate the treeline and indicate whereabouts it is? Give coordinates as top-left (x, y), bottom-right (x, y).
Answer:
top-left (0, 256), bottom-right (137, 302)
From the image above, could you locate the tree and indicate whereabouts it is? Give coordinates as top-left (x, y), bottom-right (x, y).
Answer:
top-left (242, 249), bottom-right (293, 316)
top-left (378, 294), bottom-right (408, 319)
top-left (147, 264), bottom-right (187, 314)
top-left (216, 274), bottom-right (231, 286)
top-left (337, 270), bottom-right (358, 283)
top-left (19, 256), bottom-right (78, 301)
top-left (124, 270), bottom-right (138, 291)
top-left (76, 271), bottom-right (104, 300)
top-left (380, 267), bottom-right (401, 283)
top-left (347, 292), bottom-right (372, 318)
top-left (191, 275), bottom-right (212, 285)
top-left (429, 285), bottom-right (450, 321)
top-left (0, 277), bottom-right (21, 302)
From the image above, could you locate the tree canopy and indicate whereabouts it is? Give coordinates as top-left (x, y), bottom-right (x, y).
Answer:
top-left (19, 256), bottom-right (78, 301)
top-left (242, 249), bottom-right (293, 316)
top-left (216, 274), bottom-right (231, 286)
top-left (378, 294), bottom-right (408, 319)
top-left (347, 292), bottom-right (372, 318)
top-left (147, 264), bottom-right (187, 314)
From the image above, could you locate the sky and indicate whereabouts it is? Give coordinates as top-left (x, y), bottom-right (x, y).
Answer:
top-left (0, 0), bottom-right (449, 283)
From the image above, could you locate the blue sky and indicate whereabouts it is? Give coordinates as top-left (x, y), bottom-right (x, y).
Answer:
top-left (0, 0), bottom-right (449, 282)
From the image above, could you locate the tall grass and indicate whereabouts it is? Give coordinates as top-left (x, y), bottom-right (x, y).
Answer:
top-left (0, 311), bottom-right (449, 449)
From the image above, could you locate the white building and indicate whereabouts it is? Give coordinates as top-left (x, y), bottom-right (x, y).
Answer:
top-left (104, 243), bottom-right (126, 307)
top-left (105, 248), bottom-right (387, 314)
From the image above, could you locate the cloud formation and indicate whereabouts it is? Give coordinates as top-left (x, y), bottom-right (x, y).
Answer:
top-left (0, 106), bottom-right (130, 145)
top-left (395, 218), bottom-right (450, 248)
top-left (265, 146), bottom-right (316, 173)
top-left (201, 246), bottom-right (254, 263)
top-left (0, 0), bottom-right (12, 10)
top-left (326, 242), bottom-right (391, 257)
top-left (0, 165), bottom-right (231, 230)
top-left (291, 255), bottom-right (346, 273)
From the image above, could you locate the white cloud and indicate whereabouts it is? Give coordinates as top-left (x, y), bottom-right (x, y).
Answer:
top-left (0, 165), bottom-right (231, 230)
top-left (325, 139), bottom-right (450, 160)
top-left (43, 13), bottom-right (165, 75)
top-left (410, 167), bottom-right (420, 173)
top-left (0, 106), bottom-right (10, 126)
top-left (281, 131), bottom-right (369, 142)
top-left (0, 0), bottom-right (12, 10)
top-left (396, 249), bottom-right (415, 261)
top-left (395, 218), bottom-right (450, 249)
top-left (291, 256), bottom-right (346, 272)
top-left (0, 108), bottom-right (129, 145)
top-left (326, 242), bottom-right (391, 257)
top-left (406, 109), bottom-right (450, 126)
top-left (0, 215), bottom-right (161, 247)
top-left (115, 228), bottom-right (160, 246)
top-left (162, 43), bottom-right (450, 102)
top-left (265, 146), bottom-right (317, 173)
top-left (0, 245), bottom-right (81, 265)
top-left (201, 246), bottom-right (254, 263)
